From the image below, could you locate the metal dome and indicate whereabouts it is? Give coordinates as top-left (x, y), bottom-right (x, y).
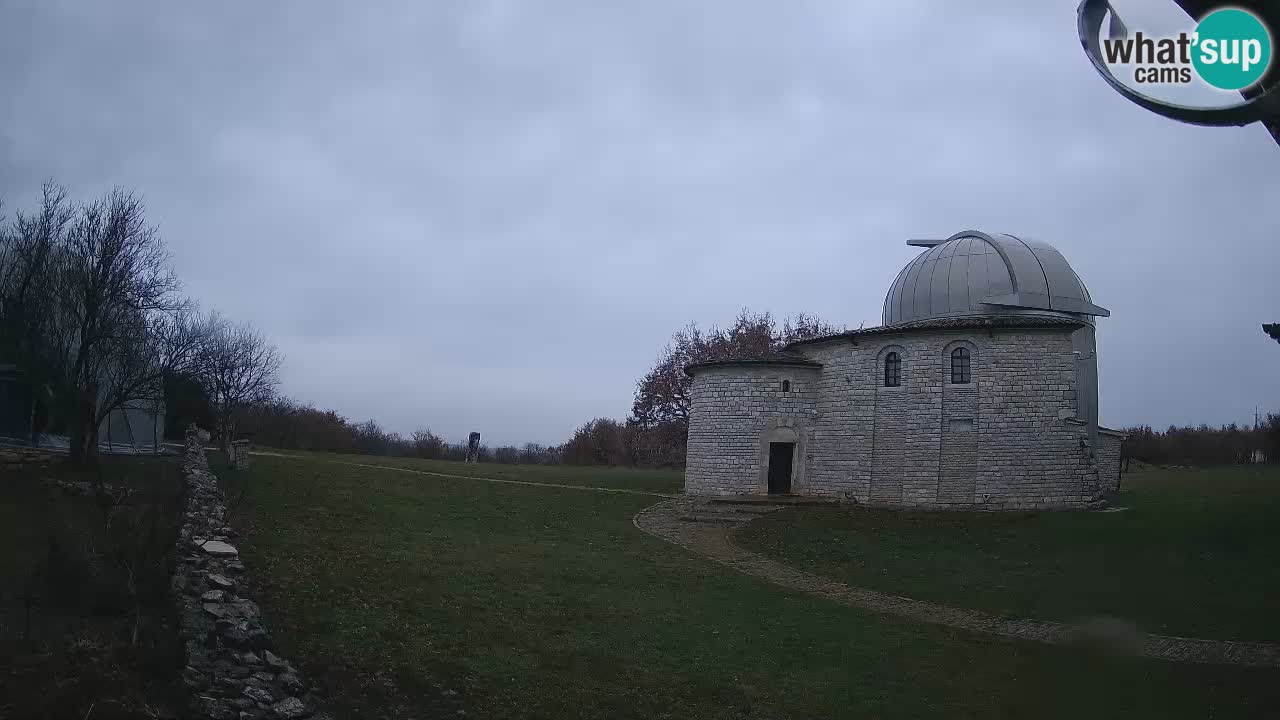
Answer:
top-left (882, 230), bottom-right (1109, 326)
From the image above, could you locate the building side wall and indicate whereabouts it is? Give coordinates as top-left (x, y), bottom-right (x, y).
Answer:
top-left (684, 366), bottom-right (818, 495)
top-left (970, 333), bottom-right (1099, 508)
top-left (1096, 430), bottom-right (1124, 493)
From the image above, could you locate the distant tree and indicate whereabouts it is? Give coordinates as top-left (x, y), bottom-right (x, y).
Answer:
top-left (1120, 419), bottom-right (1274, 466)
top-left (626, 309), bottom-right (841, 467)
top-left (352, 419), bottom-right (390, 455)
top-left (412, 427), bottom-right (447, 459)
top-left (236, 398), bottom-right (360, 452)
top-left (198, 312), bottom-right (282, 450)
top-left (563, 418), bottom-right (631, 466)
top-left (164, 369), bottom-right (214, 439)
top-left (630, 309), bottom-right (840, 430)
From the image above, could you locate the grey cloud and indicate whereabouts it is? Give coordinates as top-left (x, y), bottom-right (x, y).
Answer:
top-left (3, 0), bottom-right (1278, 444)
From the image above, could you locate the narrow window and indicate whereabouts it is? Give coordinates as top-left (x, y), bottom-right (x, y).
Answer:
top-left (781, 380), bottom-right (791, 392)
top-left (951, 347), bottom-right (971, 384)
top-left (884, 352), bottom-right (901, 387)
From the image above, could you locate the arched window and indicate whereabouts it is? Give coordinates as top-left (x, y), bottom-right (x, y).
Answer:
top-left (951, 347), bottom-right (971, 384)
top-left (781, 380), bottom-right (791, 392)
top-left (883, 352), bottom-right (901, 387)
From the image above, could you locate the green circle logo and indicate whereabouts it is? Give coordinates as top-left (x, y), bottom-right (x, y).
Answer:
top-left (1191, 8), bottom-right (1272, 91)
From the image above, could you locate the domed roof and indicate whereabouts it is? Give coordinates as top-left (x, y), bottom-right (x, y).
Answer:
top-left (882, 231), bottom-right (1109, 326)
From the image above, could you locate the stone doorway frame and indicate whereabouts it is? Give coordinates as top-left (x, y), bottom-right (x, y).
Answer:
top-left (756, 418), bottom-right (807, 495)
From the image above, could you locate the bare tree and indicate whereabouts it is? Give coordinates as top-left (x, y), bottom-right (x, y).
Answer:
top-left (96, 301), bottom-right (209, 449)
top-left (0, 183), bottom-right (74, 443)
top-left (2, 186), bottom-right (187, 463)
top-left (198, 312), bottom-right (282, 449)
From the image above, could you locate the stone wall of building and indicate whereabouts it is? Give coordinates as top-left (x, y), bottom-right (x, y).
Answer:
top-left (686, 327), bottom-right (1116, 509)
top-left (1096, 428), bottom-right (1124, 493)
top-left (685, 365), bottom-right (818, 495)
top-left (173, 426), bottom-right (330, 720)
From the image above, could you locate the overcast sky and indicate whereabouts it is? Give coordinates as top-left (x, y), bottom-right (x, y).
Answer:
top-left (2, 0), bottom-right (1277, 445)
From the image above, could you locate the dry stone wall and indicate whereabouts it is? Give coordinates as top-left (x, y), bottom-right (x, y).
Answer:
top-left (173, 426), bottom-right (331, 720)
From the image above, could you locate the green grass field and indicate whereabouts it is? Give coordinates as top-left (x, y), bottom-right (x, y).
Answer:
top-left (253, 449), bottom-right (685, 494)
top-left (738, 466), bottom-right (1280, 643)
top-left (229, 455), bottom-right (1280, 719)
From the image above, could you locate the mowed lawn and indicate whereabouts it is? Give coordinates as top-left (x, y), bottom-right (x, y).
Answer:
top-left (231, 455), bottom-right (1280, 719)
top-left (739, 466), bottom-right (1280, 643)
top-left (252, 449), bottom-right (685, 494)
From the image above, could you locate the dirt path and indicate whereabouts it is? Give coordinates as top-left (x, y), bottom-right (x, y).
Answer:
top-left (634, 497), bottom-right (1280, 668)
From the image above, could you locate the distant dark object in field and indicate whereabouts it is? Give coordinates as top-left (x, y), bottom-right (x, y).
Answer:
top-left (466, 432), bottom-right (481, 463)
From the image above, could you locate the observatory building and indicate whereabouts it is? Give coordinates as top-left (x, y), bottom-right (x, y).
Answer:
top-left (684, 231), bottom-right (1123, 510)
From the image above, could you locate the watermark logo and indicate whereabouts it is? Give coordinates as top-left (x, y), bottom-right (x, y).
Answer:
top-left (1102, 7), bottom-right (1272, 91)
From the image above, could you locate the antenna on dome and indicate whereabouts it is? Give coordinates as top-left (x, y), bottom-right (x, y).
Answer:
top-left (907, 238), bottom-right (946, 247)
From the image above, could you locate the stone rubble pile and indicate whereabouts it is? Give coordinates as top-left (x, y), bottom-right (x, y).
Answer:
top-left (53, 479), bottom-right (138, 497)
top-left (173, 425), bottom-right (331, 720)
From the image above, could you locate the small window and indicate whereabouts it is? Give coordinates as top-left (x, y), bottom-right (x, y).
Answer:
top-left (781, 380), bottom-right (791, 392)
top-left (951, 347), bottom-right (971, 384)
top-left (883, 352), bottom-right (901, 387)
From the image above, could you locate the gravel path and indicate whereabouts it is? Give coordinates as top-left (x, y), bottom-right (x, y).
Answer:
top-left (634, 497), bottom-right (1280, 668)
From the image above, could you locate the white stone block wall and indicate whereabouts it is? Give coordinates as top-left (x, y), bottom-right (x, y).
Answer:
top-left (686, 327), bottom-right (1116, 510)
top-left (685, 365), bottom-right (818, 495)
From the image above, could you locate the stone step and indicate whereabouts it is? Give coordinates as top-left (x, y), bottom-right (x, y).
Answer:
top-left (727, 505), bottom-right (785, 514)
top-left (707, 495), bottom-right (841, 507)
top-left (678, 514), bottom-right (746, 525)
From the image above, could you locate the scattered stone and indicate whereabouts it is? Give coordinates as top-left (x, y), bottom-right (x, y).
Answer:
top-left (242, 651), bottom-right (262, 665)
top-left (202, 540), bottom-right (239, 557)
top-left (263, 650), bottom-right (287, 669)
top-left (253, 671), bottom-right (275, 682)
top-left (270, 696), bottom-right (308, 719)
top-left (202, 589), bottom-right (226, 602)
top-left (208, 573), bottom-right (235, 589)
top-left (244, 626), bottom-right (271, 649)
top-left (203, 697), bottom-right (237, 720)
top-left (203, 602), bottom-right (227, 618)
top-left (233, 599), bottom-right (261, 619)
top-left (279, 672), bottom-right (305, 695)
top-left (242, 685), bottom-right (275, 704)
top-left (221, 625), bottom-right (250, 648)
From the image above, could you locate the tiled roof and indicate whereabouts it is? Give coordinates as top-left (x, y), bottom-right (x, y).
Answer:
top-left (684, 353), bottom-right (822, 376)
top-left (784, 314), bottom-right (1086, 349)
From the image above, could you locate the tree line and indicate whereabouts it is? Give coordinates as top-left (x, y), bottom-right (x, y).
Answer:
top-left (0, 182), bottom-right (281, 463)
top-left (1119, 418), bottom-right (1280, 466)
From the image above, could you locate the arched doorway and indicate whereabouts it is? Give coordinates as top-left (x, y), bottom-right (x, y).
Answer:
top-left (762, 425), bottom-right (800, 495)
